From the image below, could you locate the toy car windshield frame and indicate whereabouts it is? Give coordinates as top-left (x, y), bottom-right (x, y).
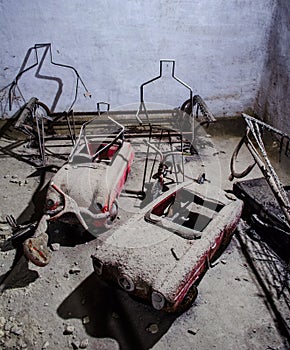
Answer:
top-left (68, 116), bottom-right (125, 163)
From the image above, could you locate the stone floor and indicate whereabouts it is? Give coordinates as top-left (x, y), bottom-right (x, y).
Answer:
top-left (0, 115), bottom-right (289, 350)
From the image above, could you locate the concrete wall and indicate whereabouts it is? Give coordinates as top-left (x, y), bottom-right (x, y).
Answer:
top-left (254, 1), bottom-right (290, 134)
top-left (0, 0), bottom-right (277, 121)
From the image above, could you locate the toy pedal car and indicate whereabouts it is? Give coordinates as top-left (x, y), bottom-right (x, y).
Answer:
top-left (91, 181), bottom-right (243, 313)
top-left (23, 117), bottom-right (134, 266)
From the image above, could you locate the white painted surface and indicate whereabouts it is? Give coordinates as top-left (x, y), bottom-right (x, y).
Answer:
top-left (254, 1), bottom-right (290, 133)
top-left (0, 0), bottom-right (277, 120)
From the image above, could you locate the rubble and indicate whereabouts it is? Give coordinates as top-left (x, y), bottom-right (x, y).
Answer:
top-left (146, 323), bottom-right (159, 334)
top-left (187, 328), bottom-right (199, 335)
top-left (79, 338), bottom-right (89, 349)
top-left (64, 325), bottom-right (75, 335)
top-left (50, 243), bottom-right (60, 251)
top-left (69, 267), bottom-right (81, 275)
top-left (10, 324), bottom-right (23, 336)
top-left (42, 341), bottom-right (49, 349)
top-left (71, 340), bottom-right (80, 349)
top-left (82, 316), bottom-right (90, 325)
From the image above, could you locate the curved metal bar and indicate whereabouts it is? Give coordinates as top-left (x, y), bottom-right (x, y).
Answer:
top-left (229, 130), bottom-right (256, 181)
top-left (231, 114), bottom-right (290, 225)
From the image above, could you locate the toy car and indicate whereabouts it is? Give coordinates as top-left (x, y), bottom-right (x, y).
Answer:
top-left (45, 117), bottom-right (134, 229)
top-left (23, 116), bottom-right (134, 266)
top-left (91, 181), bottom-right (243, 313)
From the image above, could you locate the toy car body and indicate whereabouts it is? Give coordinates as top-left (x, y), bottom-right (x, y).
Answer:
top-left (23, 117), bottom-right (134, 267)
top-left (45, 117), bottom-right (134, 231)
top-left (91, 181), bottom-right (243, 313)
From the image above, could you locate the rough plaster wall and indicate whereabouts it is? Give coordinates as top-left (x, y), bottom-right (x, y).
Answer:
top-left (254, 1), bottom-right (290, 134)
top-left (0, 0), bottom-right (275, 118)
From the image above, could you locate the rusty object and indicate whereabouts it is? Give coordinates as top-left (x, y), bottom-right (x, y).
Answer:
top-left (14, 97), bottom-right (76, 166)
top-left (22, 214), bottom-right (51, 266)
top-left (233, 178), bottom-right (290, 261)
top-left (23, 232), bottom-right (51, 267)
top-left (229, 113), bottom-right (290, 228)
top-left (180, 94), bottom-right (216, 126)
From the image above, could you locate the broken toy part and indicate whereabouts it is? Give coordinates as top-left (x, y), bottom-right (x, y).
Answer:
top-left (230, 113), bottom-right (290, 232)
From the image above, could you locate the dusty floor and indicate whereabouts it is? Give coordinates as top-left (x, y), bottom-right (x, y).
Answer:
top-left (0, 116), bottom-right (289, 350)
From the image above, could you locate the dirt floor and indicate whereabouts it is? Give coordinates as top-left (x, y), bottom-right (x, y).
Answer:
top-left (0, 115), bottom-right (289, 350)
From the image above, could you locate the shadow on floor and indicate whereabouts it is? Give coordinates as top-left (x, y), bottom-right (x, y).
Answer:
top-left (0, 254), bottom-right (39, 292)
top-left (57, 273), bottom-right (178, 350)
top-left (236, 226), bottom-right (290, 346)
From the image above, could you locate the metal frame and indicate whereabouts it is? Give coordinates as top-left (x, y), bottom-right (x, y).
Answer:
top-left (14, 97), bottom-right (76, 166)
top-left (230, 113), bottom-right (290, 226)
top-left (136, 59), bottom-right (193, 125)
top-left (134, 60), bottom-right (192, 195)
top-left (68, 102), bottom-right (126, 164)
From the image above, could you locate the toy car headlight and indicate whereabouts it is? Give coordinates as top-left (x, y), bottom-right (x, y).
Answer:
top-left (151, 291), bottom-right (165, 310)
top-left (93, 195), bottom-right (106, 212)
top-left (94, 202), bottom-right (103, 211)
top-left (45, 192), bottom-right (64, 214)
top-left (118, 274), bottom-right (134, 292)
top-left (92, 256), bottom-right (103, 275)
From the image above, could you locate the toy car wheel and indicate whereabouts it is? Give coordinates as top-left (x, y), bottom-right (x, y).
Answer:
top-left (105, 201), bottom-right (118, 228)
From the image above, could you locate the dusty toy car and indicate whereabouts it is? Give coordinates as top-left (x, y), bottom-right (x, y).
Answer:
top-left (91, 181), bottom-right (243, 313)
top-left (23, 116), bottom-right (134, 266)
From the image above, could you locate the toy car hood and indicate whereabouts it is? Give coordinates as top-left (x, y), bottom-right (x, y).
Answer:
top-left (44, 140), bottom-right (134, 230)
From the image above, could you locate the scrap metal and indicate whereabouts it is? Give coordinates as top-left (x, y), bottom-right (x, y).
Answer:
top-left (230, 113), bottom-right (290, 227)
top-left (13, 97), bottom-right (76, 166)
